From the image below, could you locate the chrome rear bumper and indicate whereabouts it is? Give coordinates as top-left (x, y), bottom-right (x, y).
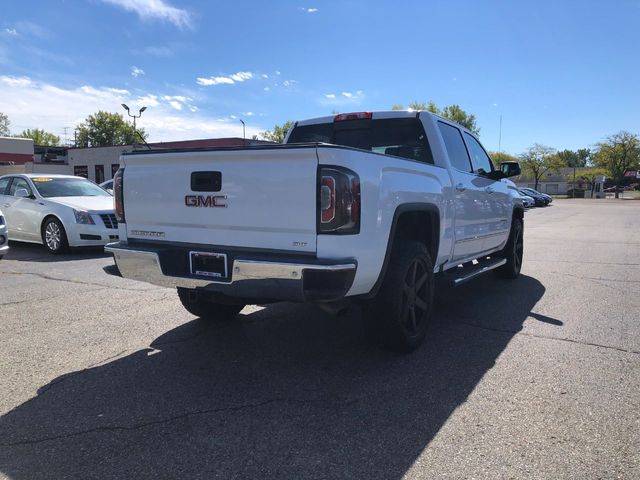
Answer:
top-left (105, 243), bottom-right (356, 302)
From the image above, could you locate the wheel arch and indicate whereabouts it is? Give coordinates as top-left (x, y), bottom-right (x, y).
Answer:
top-left (362, 203), bottom-right (440, 299)
top-left (40, 214), bottom-right (65, 244)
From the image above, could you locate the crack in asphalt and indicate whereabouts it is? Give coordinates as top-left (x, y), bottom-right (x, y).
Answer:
top-left (454, 320), bottom-right (640, 356)
top-left (0, 397), bottom-right (312, 447)
top-left (0, 270), bottom-right (158, 292)
top-left (0, 287), bottom-right (107, 307)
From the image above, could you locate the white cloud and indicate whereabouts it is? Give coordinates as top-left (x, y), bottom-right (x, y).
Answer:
top-left (136, 94), bottom-right (160, 107)
top-left (0, 77), bottom-right (263, 141)
top-left (105, 87), bottom-right (130, 95)
top-left (4, 28), bottom-right (18, 36)
top-left (196, 76), bottom-right (233, 86)
top-left (282, 79), bottom-right (296, 87)
top-left (196, 71), bottom-right (254, 86)
top-left (100, 0), bottom-right (192, 28)
top-left (229, 72), bottom-right (253, 82)
top-left (307, 8), bottom-right (318, 13)
top-left (275, 71), bottom-right (281, 76)
top-left (242, 112), bottom-right (254, 116)
top-left (0, 75), bottom-right (33, 87)
top-left (263, 87), bottom-right (270, 91)
top-left (163, 95), bottom-right (190, 102)
top-left (260, 74), bottom-right (269, 79)
top-left (319, 90), bottom-right (365, 106)
top-left (131, 66), bottom-right (145, 77)
top-left (168, 100), bottom-right (183, 110)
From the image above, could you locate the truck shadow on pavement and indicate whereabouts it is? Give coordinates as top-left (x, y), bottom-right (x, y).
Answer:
top-left (0, 275), bottom-right (550, 479)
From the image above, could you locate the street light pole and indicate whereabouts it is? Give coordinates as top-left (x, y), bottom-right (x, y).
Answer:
top-left (239, 119), bottom-right (246, 146)
top-left (121, 104), bottom-right (147, 149)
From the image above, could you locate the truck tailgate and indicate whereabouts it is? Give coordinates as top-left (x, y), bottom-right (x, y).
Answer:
top-left (122, 146), bottom-right (318, 253)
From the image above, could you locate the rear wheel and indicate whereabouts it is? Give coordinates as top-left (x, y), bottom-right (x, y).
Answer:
top-left (364, 241), bottom-right (434, 352)
top-left (42, 217), bottom-right (68, 254)
top-left (177, 287), bottom-right (245, 321)
top-left (494, 218), bottom-right (523, 279)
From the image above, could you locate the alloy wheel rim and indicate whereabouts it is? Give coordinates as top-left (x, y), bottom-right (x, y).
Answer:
top-left (45, 223), bottom-right (61, 251)
top-left (514, 227), bottom-right (523, 271)
top-left (401, 258), bottom-right (430, 336)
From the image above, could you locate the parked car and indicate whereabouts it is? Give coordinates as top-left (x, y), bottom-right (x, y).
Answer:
top-left (522, 187), bottom-right (552, 204)
top-left (0, 174), bottom-right (119, 254)
top-left (518, 192), bottom-right (535, 208)
top-left (106, 110), bottom-right (525, 352)
top-left (99, 179), bottom-right (114, 194)
top-left (0, 208), bottom-right (8, 259)
top-left (520, 188), bottom-right (549, 206)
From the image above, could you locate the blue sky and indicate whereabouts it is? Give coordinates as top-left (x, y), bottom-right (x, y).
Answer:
top-left (1, 0), bottom-right (638, 153)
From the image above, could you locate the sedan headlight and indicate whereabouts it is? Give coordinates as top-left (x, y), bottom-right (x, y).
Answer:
top-left (73, 209), bottom-right (95, 225)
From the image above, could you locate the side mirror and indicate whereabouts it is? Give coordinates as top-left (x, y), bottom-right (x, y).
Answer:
top-left (15, 188), bottom-right (32, 199)
top-left (500, 161), bottom-right (521, 178)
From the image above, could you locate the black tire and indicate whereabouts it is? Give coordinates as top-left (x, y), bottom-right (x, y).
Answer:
top-left (177, 287), bottom-right (245, 321)
top-left (364, 241), bottom-right (434, 352)
top-left (494, 217), bottom-right (523, 279)
top-left (41, 217), bottom-right (68, 254)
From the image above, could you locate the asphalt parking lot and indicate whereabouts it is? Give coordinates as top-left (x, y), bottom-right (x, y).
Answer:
top-left (1, 199), bottom-right (639, 479)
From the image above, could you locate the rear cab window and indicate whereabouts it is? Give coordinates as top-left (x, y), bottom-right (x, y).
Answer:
top-left (288, 117), bottom-right (434, 164)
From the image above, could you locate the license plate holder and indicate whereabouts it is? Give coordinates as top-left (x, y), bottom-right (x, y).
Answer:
top-left (189, 251), bottom-right (228, 279)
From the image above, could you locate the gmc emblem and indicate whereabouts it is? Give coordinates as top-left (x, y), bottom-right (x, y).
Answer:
top-left (185, 195), bottom-right (227, 208)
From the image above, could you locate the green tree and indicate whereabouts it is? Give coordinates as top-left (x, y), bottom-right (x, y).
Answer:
top-left (17, 128), bottom-right (60, 146)
top-left (391, 101), bottom-right (479, 135)
top-left (554, 149), bottom-right (581, 168)
top-left (489, 151), bottom-right (519, 165)
top-left (0, 112), bottom-right (10, 136)
top-left (566, 167), bottom-right (608, 197)
top-left (519, 144), bottom-right (564, 190)
top-left (593, 131), bottom-right (640, 198)
top-left (261, 120), bottom-right (293, 143)
top-left (75, 111), bottom-right (148, 147)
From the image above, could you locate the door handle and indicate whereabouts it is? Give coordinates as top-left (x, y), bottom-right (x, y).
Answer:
top-left (485, 186), bottom-right (494, 194)
top-left (455, 183), bottom-right (466, 192)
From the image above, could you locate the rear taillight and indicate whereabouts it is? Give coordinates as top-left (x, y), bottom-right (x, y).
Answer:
top-left (334, 112), bottom-right (372, 122)
top-left (318, 167), bottom-right (360, 234)
top-left (114, 167), bottom-right (125, 223)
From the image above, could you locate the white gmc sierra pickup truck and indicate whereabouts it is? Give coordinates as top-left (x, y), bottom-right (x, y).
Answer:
top-left (105, 110), bottom-right (524, 351)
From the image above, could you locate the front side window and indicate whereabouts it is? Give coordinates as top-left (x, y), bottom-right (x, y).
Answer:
top-left (437, 122), bottom-right (472, 172)
top-left (9, 178), bottom-right (32, 196)
top-left (464, 133), bottom-right (494, 175)
top-left (31, 177), bottom-right (111, 198)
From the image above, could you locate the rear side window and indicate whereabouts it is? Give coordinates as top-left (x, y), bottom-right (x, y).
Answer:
top-left (464, 133), bottom-right (494, 174)
top-left (0, 177), bottom-right (10, 195)
top-left (438, 122), bottom-right (472, 173)
top-left (288, 118), bottom-right (434, 164)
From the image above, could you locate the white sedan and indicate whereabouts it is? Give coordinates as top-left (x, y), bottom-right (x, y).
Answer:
top-left (0, 174), bottom-right (118, 254)
top-left (0, 208), bottom-right (8, 259)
